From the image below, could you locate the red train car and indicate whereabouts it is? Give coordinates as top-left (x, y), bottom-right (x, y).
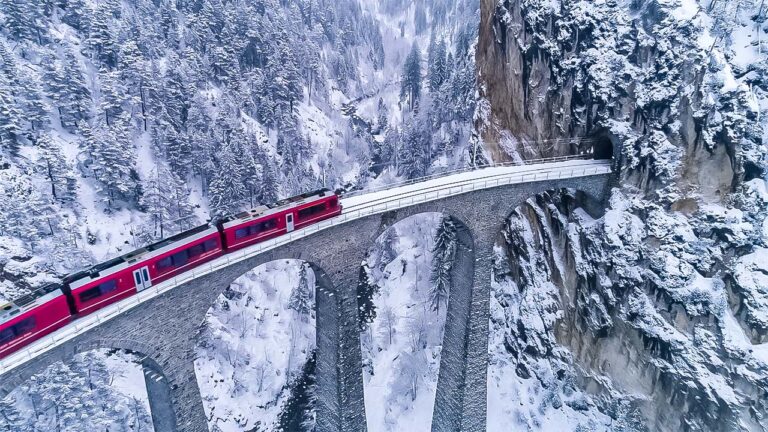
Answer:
top-left (64, 225), bottom-right (223, 315)
top-left (0, 284), bottom-right (72, 358)
top-left (0, 190), bottom-right (343, 360)
top-left (221, 189), bottom-right (341, 251)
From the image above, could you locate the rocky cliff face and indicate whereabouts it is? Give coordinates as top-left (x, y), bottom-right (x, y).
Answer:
top-left (479, 1), bottom-right (768, 431)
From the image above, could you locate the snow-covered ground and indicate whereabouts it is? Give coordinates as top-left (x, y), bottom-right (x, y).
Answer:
top-left (361, 213), bottom-right (445, 432)
top-left (194, 260), bottom-right (316, 432)
top-left (0, 349), bottom-right (153, 431)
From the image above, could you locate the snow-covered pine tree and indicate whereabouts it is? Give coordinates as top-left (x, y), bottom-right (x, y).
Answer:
top-left (289, 263), bottom-right (313, 317)
top-left (427, 38), bottom-right (448, 93)
top-left (140, 167), bottom-right (173, 239)
top-left (397, 115), bottom-right (430, 179)
top-left (414, 3), bottom-right (428, 35)
top-left (0, 396), bottom-right (29, 432)
top-left (87, 1), bottom-right (118, 68)
top-left (98, 69), bottom-right (128, 127)
top-left (0, 0), bottom-right (36, 42)
top-left (44, 48), bottom-right (91, 131)
top-left (61, 0), bottom-right (91, 31)
top-left (118, 40), bottom-right (151, 129)
top-left (377, 227), bottom-right (399, 271)
top-left (208, 140), bottom-right (246, 217)
top-left (17, 72), bottom-right (49, 132)
top-left (34, 134), bottom-right (77, 204)
top-left (376, 97), bottom-right (390, 134)
top-left (90, 117), bottom-right (138, 209)
top-left (0, 74), bottom-right (23, 155)
top-left (401, 43), bottom-right (423, 111)
top-left (357, 262), bottom-right (379, 331)
top-left (259, 154), bottom-right (280, 204)
top-left (429, 216), bottom-right (457, 312)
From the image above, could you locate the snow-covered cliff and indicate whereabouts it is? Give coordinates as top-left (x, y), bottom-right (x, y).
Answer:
top-left (479, 1), bottom-right (768, 430)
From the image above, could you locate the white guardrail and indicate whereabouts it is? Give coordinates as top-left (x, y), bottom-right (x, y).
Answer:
top-left (0, 159), bottom-right (612, 375)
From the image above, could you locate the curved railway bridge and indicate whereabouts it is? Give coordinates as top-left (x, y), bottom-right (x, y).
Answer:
top-left (0, 156), bottom-right (615, 432)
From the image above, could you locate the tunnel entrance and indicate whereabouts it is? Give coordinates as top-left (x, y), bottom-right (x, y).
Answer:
top-left (583, 130), bottom-right (615, 160)
top-left (592, 137), bottom-right (614, 160)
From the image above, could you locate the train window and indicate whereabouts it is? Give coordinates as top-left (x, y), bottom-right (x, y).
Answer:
top-left (15, 317), bottom-right (36, 334)
top-left (100, 280), bottom-right (117, 295)
top-left (0, 317), bottom-right (37, 345)
top-left (188, 243), bottom-right (205, 257)
top-left (204, 239), bottom-right (218, 251)
top-left (298, 204), bottom-right (325, 220)
top-left (249, 224), bottom-right (262, 236)
top-left (172, 250), bottom-right (189, 267)
top-left (134, 272), bottom-right (142, 286)
top-left (235, 228), bottom-right (250, 239)
top-left (329, 197), bottom-right (338, 207)
top-left (261, 218), bottom-right (277, 230)
top-left (79, 280), bottom-right (117, 302)
top-left (157, 256), bottom-right (173, 270)
top-left (0, 327), bottom-right (16, 344)
top-left (80, 287), bottom-right (102, 302)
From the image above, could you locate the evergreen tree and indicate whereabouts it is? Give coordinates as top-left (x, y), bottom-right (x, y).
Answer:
top-left (428, 38), bottom-right (449, 92)
top-left (0, 396), bottom-right (29, 432)
top-left (0, 75), bottom-right (23, 154)
top-left (62, 0), bottom-right (91, 31)
top-left (429, 216), bottom-right (457, 313)
top-left (44, 49), bottom-right (91, 130)
top-left (90, 117), bottom-right (137, 208)
top-left (0, 0), bottom-right (42, 42)
top-left (118, 40), bottom-right (151, 129)
top-left (289, 263), bottom-right (314, 317)
top-left (208, 141), bottom-right (246, 216)
top-left (401, 43), bottom-right (422, 111)
top-left (376, 97), bottom-right (389, 133)
top-left (259, 154), bottom-right (280, 204)
top-left (378, 227), bottom-right (399, 271)
top-left (98, 69), bottom-right (128, 126)
top-left (140, 167), bottom-right (173, 239)
top-left (397, 115), bottom-right (430, 179)
top-left (17, 73), bottom-right (49, 131)
top-left (88, 2), bottom-right (118, 67)
top-left (357, 263), bottom-right (378, 331)
top-left (414, 3), bottom-right (428, 35)
top-left (35, 134), bottom-right (77, 204)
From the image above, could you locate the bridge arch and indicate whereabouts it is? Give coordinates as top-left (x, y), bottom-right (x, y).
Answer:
top-left (353, 208), bottom-right (479, 432)
top-left (0, 345), bottom-right (173, 431)
top-left (194, 253), bottom-right (350, 432)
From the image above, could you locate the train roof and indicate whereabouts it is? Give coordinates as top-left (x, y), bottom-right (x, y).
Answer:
top-left (64, 223), bottom-right (218, 289)
top-left (0, 283), bottom-right (64, 326)
top-left (220, 189), bottom-right (335, 228)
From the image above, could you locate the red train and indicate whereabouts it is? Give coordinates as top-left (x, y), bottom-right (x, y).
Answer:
top-left (0, 189), bottom-right (341, 359)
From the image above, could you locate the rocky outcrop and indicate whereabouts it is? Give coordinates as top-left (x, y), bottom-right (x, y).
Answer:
top-left (493, 189), bottom-right (768, 432)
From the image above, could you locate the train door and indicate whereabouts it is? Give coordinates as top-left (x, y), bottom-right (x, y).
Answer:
top-left (133, 266), bottom-right (152, 292)
top-left (286, 213), bottom-right (295, 233)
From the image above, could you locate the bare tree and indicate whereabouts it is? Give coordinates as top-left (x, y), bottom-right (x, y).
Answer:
top-left (379, 305), bottom-right (398, 346)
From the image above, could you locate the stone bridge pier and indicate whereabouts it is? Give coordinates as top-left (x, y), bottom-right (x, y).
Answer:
top-left (0, 172), bottom-right (612, 432)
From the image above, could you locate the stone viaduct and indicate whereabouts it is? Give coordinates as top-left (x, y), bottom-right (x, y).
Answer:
top-left (0, 162), bottom-right (613, 432)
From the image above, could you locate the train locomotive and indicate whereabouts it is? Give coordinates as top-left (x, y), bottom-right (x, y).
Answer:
top-left (0, 189), bottom-right (341, 359)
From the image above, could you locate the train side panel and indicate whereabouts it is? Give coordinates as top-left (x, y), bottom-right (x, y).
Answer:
top-left (69, 271), bottom-right (139, 316)
top-left (71, 232), bottom-right (223, 316)
top-left (0, 295), bottom-right (71, 358)
top-left (146, 232), bottom-right (223, 285)
top-left (224, 195), bottom-right (341, 252)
